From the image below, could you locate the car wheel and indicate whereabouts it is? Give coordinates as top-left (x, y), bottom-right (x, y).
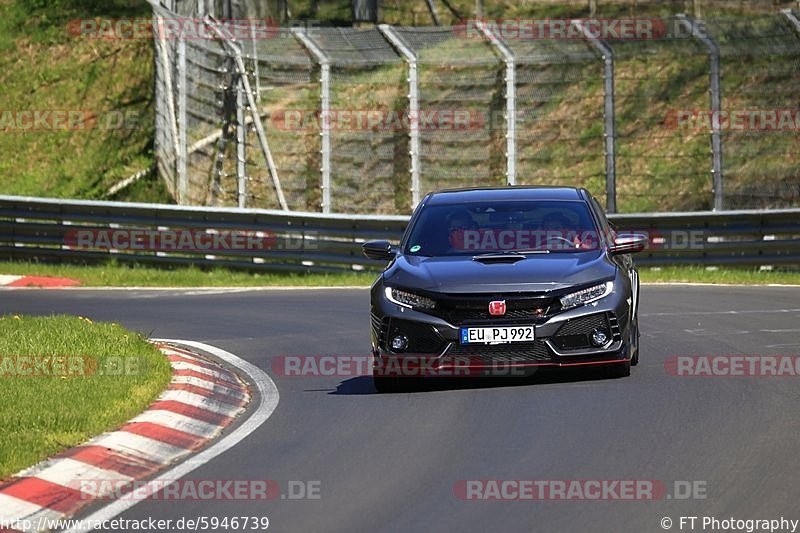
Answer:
top-left (605, 361), bottom-right (631, 378)
top-left (373, 375), bottom-right (398, 393)
top-left (630, 318), bottom-right (640, 366)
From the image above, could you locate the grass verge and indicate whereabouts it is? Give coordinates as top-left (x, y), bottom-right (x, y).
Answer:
top-left (1, 260), bottom-right (799, 287)
top-left (0, 260), bottom-right (377, 287)
top-left (638, 266), bottom-right (800, 285)
top-left (0, 315), bottom-right (172, 480)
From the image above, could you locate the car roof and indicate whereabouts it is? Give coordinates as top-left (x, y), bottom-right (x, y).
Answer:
top-left (425, 186), bottom-right (586, 205)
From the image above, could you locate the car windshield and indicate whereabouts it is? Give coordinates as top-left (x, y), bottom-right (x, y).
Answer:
top-left (404, 200), bottom-right (600, 256)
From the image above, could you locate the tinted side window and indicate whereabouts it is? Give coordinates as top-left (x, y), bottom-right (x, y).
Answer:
top-left (589, 197), bottom-right (614, 243)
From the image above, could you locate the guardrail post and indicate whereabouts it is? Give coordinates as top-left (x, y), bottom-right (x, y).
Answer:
top-left (293, 28), bottom-right (332, 214)
top-left (574, 20), bottom-right (617, 214)
top-left (378, 25), bottom-right (422, 209)
top-left (475, 22), bottom-right (516, 186)
top-left (677, 14), bottom-right (724, 211)
top-left (177, 36), bottom-right (188, 204)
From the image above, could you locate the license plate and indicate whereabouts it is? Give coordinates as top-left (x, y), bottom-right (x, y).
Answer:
top-left (460, 326), bottom-right (535, 344)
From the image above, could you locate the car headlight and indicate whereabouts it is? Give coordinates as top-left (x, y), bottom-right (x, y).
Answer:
top-left (385, 287), bottom-right (436, 310)
top-left (559, 281), bottom-right (613, 310)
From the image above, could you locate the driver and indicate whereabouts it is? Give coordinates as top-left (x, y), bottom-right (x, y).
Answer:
top-left (539, 211), bottom-right (579, 248)
top-left (445, 211), bottom-right (478, 252)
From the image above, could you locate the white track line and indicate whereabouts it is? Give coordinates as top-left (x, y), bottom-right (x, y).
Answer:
top-left (642, 308), bottom-right (800, 317)
top-left (60, 339), bottom-right (279, 533)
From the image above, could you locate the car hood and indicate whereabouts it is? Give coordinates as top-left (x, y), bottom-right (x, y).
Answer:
top-left (384, 252), bottom-right (616, 294)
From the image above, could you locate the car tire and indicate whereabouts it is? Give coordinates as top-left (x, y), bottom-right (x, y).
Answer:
top-left (630, 318), bottom-right (640, 366)
top-left (373, 375), bottom-right (398, 393)
top-left (605, 361), bottom-right (631, 378)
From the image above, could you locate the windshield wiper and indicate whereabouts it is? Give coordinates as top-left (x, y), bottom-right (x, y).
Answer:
top-left (471, 249), bottom-right (550, 262)
top-left (508, 249), bottom-right (552, 254)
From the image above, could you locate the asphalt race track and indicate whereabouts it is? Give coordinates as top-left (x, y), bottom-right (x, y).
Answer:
top-left (2, 285), bottom-right (800, 533)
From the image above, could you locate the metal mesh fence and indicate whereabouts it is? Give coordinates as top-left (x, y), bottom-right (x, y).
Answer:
top-left (311, 28), bottom-right (407, 214)
top-left (183, 38), bottom-right (236, 205)
top-left (609, 17), bottom-right (711, 212)
top-left (152, 2), bottom-right (800, 214)
top-left (706, 13), bottom-right (800, 209)
top-left (249, 28), bottom-right (316, 210)
top-left (393, 26), bottom-right (505, 196)
top-left (504, 33), bottom-right (606, 202)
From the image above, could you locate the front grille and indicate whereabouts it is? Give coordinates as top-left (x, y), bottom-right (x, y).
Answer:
top-left (443, 340), bottom-right (552, 364)
top-left (428, 294), bottom-right (558, 326)
top-left (552, 313), bottom-right (615, 351)
top-left (386, 318), bottom-right (446, 354)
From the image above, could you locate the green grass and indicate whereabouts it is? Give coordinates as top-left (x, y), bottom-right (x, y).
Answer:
top-left (1, 259), bottom-right (798, 287)
top-left (0, 260), bottom-right (377, 287)
top-left (639, 266), bottom-right (800, 285)
top-left (0, 0), bottom-right (157, 202)
top-left (0, 314), bottom-right (172, 480)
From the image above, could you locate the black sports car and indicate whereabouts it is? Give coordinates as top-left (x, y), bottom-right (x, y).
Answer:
top-left (363, 186), bottom-right (646, 392)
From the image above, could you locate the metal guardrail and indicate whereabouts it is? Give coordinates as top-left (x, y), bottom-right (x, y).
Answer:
top-left (0, 196), bottom-right (798, 271)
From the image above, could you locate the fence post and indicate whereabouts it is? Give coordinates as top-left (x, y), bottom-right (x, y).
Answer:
top-left (236, 76), bottom-right (248, 208)
top-left (474, 22), bottom-right (516, 186)
top-left (205, 17), bottom-right (288, 210)
top-left (293, 28), bottom-right (331, 213)
top-left (177, 36), bottom-right (188, 204)
top-left (782, 9), bottom-right (800, 34)
top-left (574, 20), bottom-right (617, 213)
top-left (153, 14), bottom-right (181, 197)
top-left (678, 14), bottom-right (724, 211)
top-left (378, 25), bottom-right (421, 208)
top-left (250, 23), bottom-right (262, 103)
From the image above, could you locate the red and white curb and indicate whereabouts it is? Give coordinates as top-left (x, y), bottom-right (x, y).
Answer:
top-left (0, 275), bottom-right (80, 288)
top-left (0, 340), bottom-right (278, 533)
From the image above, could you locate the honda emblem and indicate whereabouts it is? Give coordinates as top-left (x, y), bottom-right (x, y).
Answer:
top-left (488, 300), bottom-right (506, 316)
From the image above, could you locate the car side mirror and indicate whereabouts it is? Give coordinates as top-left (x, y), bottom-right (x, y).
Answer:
top-left (362, 240), bottom-right (397, 260)
top-left (609, 233), bottom-right (647, 255)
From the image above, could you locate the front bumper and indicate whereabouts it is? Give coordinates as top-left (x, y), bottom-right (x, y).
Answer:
top-left (370, 281), bottom-right (632, 377)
